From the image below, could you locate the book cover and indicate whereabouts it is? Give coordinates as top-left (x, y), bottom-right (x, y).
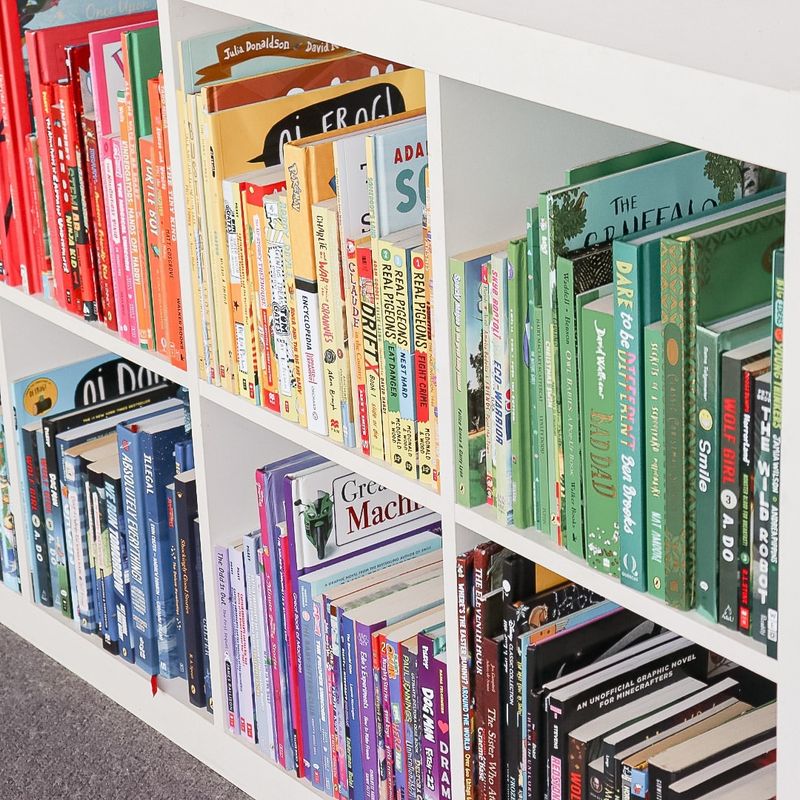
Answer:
top-left (164, 484), bottom-right (186, 678)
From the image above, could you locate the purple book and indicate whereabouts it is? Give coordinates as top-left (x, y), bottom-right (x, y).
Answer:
top-left (434, 652), bottom-right (452, 800)
top-left (418, 630), bottom-right (446, 800)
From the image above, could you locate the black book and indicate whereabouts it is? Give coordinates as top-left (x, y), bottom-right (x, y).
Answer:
top-left (192, 515), bottom-right (213, 713)
top-left (546, 634), bottom-right (708, 800)
top-left (567, 676), bottom-right (705, 800)
top-left (175, 469), bottom-right (204, 708)
top-left (599, 676), bottom-right (741, 800)
top-left (648, 702), bottom-right (775, 800)
top-left (20, 423), bottom-right (51, 606)
top-left (41, 380), bottom-right (177, 617)
top-left (666, 736), bottom-right (776, 800)
top-left (526, 608), bottom-right (661, 800)
top-left (751, 371), bottom-right (771, 644)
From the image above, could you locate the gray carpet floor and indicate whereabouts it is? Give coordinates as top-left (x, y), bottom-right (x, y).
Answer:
top-left (0, 622), bottom-right (248, 799)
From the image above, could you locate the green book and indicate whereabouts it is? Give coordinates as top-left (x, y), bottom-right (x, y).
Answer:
top-left (694, 305), bottom-right (771, 621)
top-left (579, 293), bottom-right (619, 576)
top-left (751, 371), bottom-right (771, 645)
top-left (565, 141), bottom-right (695, 185)
top-left (644, 321), bottom-right (666, 600)
top-left (660, 197), bottom-right (785, 609)
top-left (526, 208), bottom-right (549, 534)
top-left (536, 147), bottom-right (761, 552)
top-left (508, 238), bottom-right (532, 529)
top-left (767, 247), bottom-right (784, 659)
top-left (449, 242), bottom-right (505, 507)
top-left (556, 244), bottom-right (612, 556)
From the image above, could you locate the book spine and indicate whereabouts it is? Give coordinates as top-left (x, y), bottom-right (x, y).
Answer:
top-left (660, 238), bottom-right (693, 609)
top-left (118, 425), bottom-right (157, 672)
top-left (483, 637), bottom-right (502, 800)
top-left (386, 636), bottom-right (406, 800)
top-left (391, 241), bottom-right (418, 478)
top-left (194, 519), bottom-right (213, 712)
top-left (114, 114), bottom-right (141, 342)
top-left (547, 696), bottom-right (566, 800)
top-left (57, 82), bottom-right (97, 322)
top-left (695, 327), bottom-right (721, 618)
top-left (434, 656), bottom-right (451, 800)
top-left (214, 545), bottom-right (239, 733)
top-left (283, 146), bottom-right (327, 436)
top-left (264, 196), bottom-right (299, 421)
top-left (422, 175), bottom-right (440, 492)
top-left (37, 428), bottom-right (61, 608)
top-left (377, 242), bottom-right (402, 471)
top-left (358, 241), bottom-right (385, 459)
top-left (644, 322), bottom-right (666, 599)
top-left (140, 136), bottom-right (168, 357)
top-left (243, 533), bottom-right (274, 758)
top-left (175, 477), bottom-right (205, 705)
top-left (767, 250), bottom-right (783, 658)
top-left (165, 486), bottom-right (186, 677)
top-left (718, 352), bottom-right (745, 630)
top-left (321, 598), bottom-right (342, 799)
top-left (120, 81), bottom-right (153, 349)
top-left (105, 472), bottom-right (135, 662)
top-left (330, 606), bottom-right (351, 798)
top-left (378, 635), bottom-right (395, 800)
top-left (316, 598), bottom-right (336, 797)
top-left (449, 256), bottom-right (471, 506)
top-left (752, 379), bottom-right (772, 644)
top-left (81, 117), bottom-right (116, 330)
top-left (248, 189), bottom-right (281, 413)
top-left (101, 135), bottom-right (131, 340)
top-left (229, 546), bottom-right (256, 742)
top-left (613, 241), bottom-right (646, 591)
top-left (85, 477), bottom-right (106, 645)
top-left (400, 642), bottom-right (418, 800)
top-left (411, 247), bottom-right (434, 485)
top-left (26, 133), bottom-right (49, 293)
top-left (580, 300), bottom-right (620, 577)
top-left (90, 470), bottom-right (119, 653)
top-left (344, 238), bottom-right (371, 455)
top-left (141, 430), bottom-right (182, 677)
top-left (566, 736), bottom-right (589, 800)
top-left (409, 643), bottom-right (425, 800)
top-left (342, 614), bottom-right (365, 800)
top-left (489, 254), bottom-right (512, 524)
top-left (456, 552), bottom-right (475, 800)
top-left (355, 619), bottom-right (381, 800)
top-left (278, 194), bottom-right (308, 426)
top-left (738, 366), bottom-right (758, 634)
top-left (419, 635), bottom-right (439, 800)
top-left (314, 204), bottom-right (345, 443)
top-left (21, 426), bottom-right (51, 605)
top-left (61, 450), bottom-right (95, 633)
top-left (509, 241), bottom-right (533, 529)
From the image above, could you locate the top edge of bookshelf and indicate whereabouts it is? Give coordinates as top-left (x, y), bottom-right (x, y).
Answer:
top-left (0, 283), bottom-right (191, 388)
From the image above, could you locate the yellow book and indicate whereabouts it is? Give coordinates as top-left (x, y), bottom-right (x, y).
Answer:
top-left (410, 244), bottom-right (434, 486)
top-left (422, 166), bottom-right (439, 489)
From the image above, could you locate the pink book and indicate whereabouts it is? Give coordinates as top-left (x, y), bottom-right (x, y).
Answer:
top-left (89, 20), bottom-right (155, 342)
top-left (111, 134), bottom-right (139, 341)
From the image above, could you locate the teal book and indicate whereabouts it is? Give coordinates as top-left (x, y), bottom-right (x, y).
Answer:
top-left (564, 142), bottom-right (696, 185)
top-left (694, 305), bottom-right (771, 620)
top-left (611, 187), bottom-right (784, 594)
top-left (579, 294), bottom-right (619, 576)
top-left (526, 208), bottom-right (549, 533)
top-left (537, 147), bottom-right (756, 549)
top-left (660, 196), bottom-right (784, 610)
top-left (508, 238), bottom-right (532, 529)
top-left (767, 247), bottom-right (784, 659)
top-left (450, 243), bottom-right (505, 507)
top-left (644, 321), bottom-right (666, 600)
top-left (556, 243), bottom-right (612, 556)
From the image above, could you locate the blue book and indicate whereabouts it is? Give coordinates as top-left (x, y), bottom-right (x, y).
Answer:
top-left (103, 459), bottom-right (135, 663)
top-left (174, 439), bottom-right (195, 472)
top-left (138, 412), bottom-right (188, 678)
top-left (165, 483), bottom-right (186, 678)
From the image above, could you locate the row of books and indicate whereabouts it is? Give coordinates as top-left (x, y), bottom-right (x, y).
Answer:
top-left (0, 1), bottom-right (186, 366)
top-left (450, 141), bottom-right (786, 653)
top-left (176, 23), bottom-right (438, 484)
top-left (8, 355), bottom-right (210, 708)
top-left (214, 451), bottom-right (448, 799)
top-left (0, 403), bottom-right (17, 593)
top-left (455, 545), bottom-right (777, 800)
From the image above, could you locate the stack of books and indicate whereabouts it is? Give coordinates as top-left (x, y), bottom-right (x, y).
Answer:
top-left (0, 2), bottom-right (185, 366)
top-left (176, 24), bottom-right (438, 486)
top-left (450, 142), bottom-right (786, 654)
top-left (7, 355), bottom-right (210, 708)
top-left (214, 452), bottom-right (447, 797)
top-left (455, 546), bottom-right (777, 800)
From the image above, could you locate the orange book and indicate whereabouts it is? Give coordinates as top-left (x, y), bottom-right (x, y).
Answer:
top-left (138, 134), bottom-right (168, 356)
top-left (155, 75), bottom-right (186, 369)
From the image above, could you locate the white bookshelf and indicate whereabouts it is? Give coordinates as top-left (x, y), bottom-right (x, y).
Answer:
top-left (0, 1), bottom-right (795, 798)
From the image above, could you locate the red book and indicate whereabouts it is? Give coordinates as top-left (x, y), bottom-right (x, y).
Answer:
top-left (24, 133), bottom-right (50, 293)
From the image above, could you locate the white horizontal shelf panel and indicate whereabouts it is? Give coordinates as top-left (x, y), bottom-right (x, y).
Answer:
top-left (0, 586), bottom-right (322, 800)
top-left (456, 504), bottom-right (777, 682)
top-left (0, 283), bottom-right (190, 387)
top-left (198, 381), bottom-right (444, 514)
top-left (183, 0), bottom-right (799, 169)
